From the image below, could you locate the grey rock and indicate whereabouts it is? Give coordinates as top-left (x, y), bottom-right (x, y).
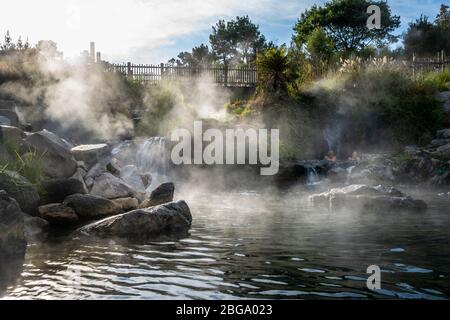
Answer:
top-left (90, 172), bottom-right (137, 200)
top-left (0, 170), bottom-right (40, 214)
top-left (24, 130), bottom-right (77, 179)
top-left (77, 200), bottom-right (192, 241)
top-left (0, 125), bottom-right (24, 146)
top-left (38, 203), bottom-right (79, 225)
top-left (23, 214), bottom-right (48, 241)
top-left (140, 182), bottom-right (174, 208)
top-left (309, 184), bottom-right (426, 212)
top-left (436, 91), bottom-right (450, 102)
top-left (435, 143), bottom-right (450, 157)
top-left (0, 190), bottom-right (26, 257)
top-left (64, 193), bottom-right (121, 219)
top-left (112, 197), bottom-right (139, 211)
top-left (0, 109), bottom-right (19, 127)
top-left (71, 144), bottom-right (111, 169)
top-left (106, 159), bottom-right (121, 175)
top-left (428, 139), bottom-right (450, 148)
top-left (436, 129), bottom-right (450, 139)
top-left (42, 175), bottom-right (88, 203)
top-left (443, 100), bottom-right (450, 113)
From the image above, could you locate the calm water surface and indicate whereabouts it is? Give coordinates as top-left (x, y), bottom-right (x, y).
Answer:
top-left (1, 186), bottom-right (450, 299)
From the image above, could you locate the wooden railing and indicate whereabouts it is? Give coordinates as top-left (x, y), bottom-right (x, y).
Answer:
top-left (105, 62), bottom-right (257, 87)
top-left (410, 51), bottom-right (450, 75)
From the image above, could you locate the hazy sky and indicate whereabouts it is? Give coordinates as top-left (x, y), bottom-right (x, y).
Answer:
top-left (0, 0), bottom-right (445, 63)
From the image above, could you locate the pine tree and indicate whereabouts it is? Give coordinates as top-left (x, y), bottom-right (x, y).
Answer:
top-left (17, 36), bottom-right (23, 50)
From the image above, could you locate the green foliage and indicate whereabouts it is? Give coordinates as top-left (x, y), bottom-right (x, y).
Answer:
top-left (404, 8), bottom-right (450, 57)
top-left (422, 71), bottom-right (450, 91)
top-left (192, 16), bottom-right (267, 66)
top-left (0, 142), bottom-right (46, 193)
top-left (334, 65), bottom-right (446, 146)
top-left (293, 0), bottom-right (400, 56)
top-left (305, 27), bottom-right (336, 77)
top-left (173, 44), bottom-right (213, 68)
top-left (256, 46), bottom-right (290, 97)
top-left (136, 85), bottom-right (180, 136)
top-left (226, 100), bottom-right (256, 118)
top-left (390, 151), bottom-right (414, 165)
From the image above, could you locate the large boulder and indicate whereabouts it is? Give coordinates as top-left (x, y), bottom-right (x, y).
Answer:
top-left (42, 176), bottom-right (88, 203)
top-left (70, 144), bottom-right (111, 169)
top-left (0, 109), bottom-right (19, 127)
top-left (64, 194), bottom-right (121, 219)
top-left (309, 184), bottom-right (427, 212)
top-left (77, 200), bottom-right (192, 241)
top-left (0, 125), bottom-right (24, 145)
top-left (0, 170), bottom-right (40, 214)
top-left (140, 182), bottom-right (174, 208)
top-left (38, 203), bottom-right (79, 225)
top-left (90, 172), bottom-right (139, 200)
top-left (0, 190), bottom-right (26, 257)
top-left (24, 130), bottom-right (77, 179)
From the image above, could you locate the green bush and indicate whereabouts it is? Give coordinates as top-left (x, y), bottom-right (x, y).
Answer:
top-left (422, 71), bottom-right (450, 91)
top-left (0, 142), bottom-right (46, 194)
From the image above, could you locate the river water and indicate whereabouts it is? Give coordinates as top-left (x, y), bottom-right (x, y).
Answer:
top-left (1, 186), bottom-right (450, 300)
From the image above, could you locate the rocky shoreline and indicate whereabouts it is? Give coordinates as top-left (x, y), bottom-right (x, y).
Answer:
top-left (1, 96), bottom-right (449, 260)
top-left (1, 107), bottom-right (192, 258)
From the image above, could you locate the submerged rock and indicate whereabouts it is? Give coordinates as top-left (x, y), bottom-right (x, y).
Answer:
top-left (38, 203), bottom-right (79, 225)
top-left (140, 182), bottom-right (174, 208)
top-left (309, 184), bottom-right (427, 212)
top-left (23, 214), bottom-right (48, 240)
top-left (64, 193), bottom-right (121, 219)
top-left (0, 170), bottom-right (40, 214)
top-left (0, 190), bottom-right (26, 257)
top-left (77, 200), bottom-right (192, 241)
top-left (24, 130), bottom-right (77, 179)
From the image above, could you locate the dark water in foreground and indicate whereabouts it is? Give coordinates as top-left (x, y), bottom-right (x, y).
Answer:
top-left (1, 187), bottom-right (450, 299)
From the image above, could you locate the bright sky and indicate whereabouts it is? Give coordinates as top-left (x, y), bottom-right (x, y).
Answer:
top-left (0, 0), bottom-right (445, 63)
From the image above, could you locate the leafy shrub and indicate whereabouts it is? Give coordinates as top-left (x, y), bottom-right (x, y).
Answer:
top-left (423, 71), bottom-right (450, 91)
top-left (0, 143), bottom-right (46, 194)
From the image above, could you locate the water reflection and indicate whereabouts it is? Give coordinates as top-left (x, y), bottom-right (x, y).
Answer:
top-left (1, 188), bottom-right (450, 299)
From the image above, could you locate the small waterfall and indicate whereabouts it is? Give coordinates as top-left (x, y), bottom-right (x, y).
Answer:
top-left (305, 166), bottom-right (321, 186)
top-left (112, 137), bottom-right (169, 194)
top-left (324, 128), bottom-right (334, 151)
top-left (136, 137), bottom-right (167, 174)
top-left (135, 137), bottom-right (168, 192)
top-left (345, 165), bottom-right (356, 184)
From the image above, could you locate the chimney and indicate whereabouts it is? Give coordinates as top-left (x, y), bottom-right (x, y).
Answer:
top-left (90, 42), bottom-right (95, 63)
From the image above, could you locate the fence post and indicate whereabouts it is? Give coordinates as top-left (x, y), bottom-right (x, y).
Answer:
top-left (441, 50), bottom-right (445, 73)
top-left (160, 63), bottom-right (165, 80)
top-left (224, 63), bottom-right (228, 87)
top-left (412, 53), bottom-right (416, 78)
top-left (127, 62), bottom-right (132, 78)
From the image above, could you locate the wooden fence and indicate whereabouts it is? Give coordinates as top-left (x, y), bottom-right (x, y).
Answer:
top-left (106, 62), bottom-right (257, 87)
top-left (410, 51), bottom-right (450, 75)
